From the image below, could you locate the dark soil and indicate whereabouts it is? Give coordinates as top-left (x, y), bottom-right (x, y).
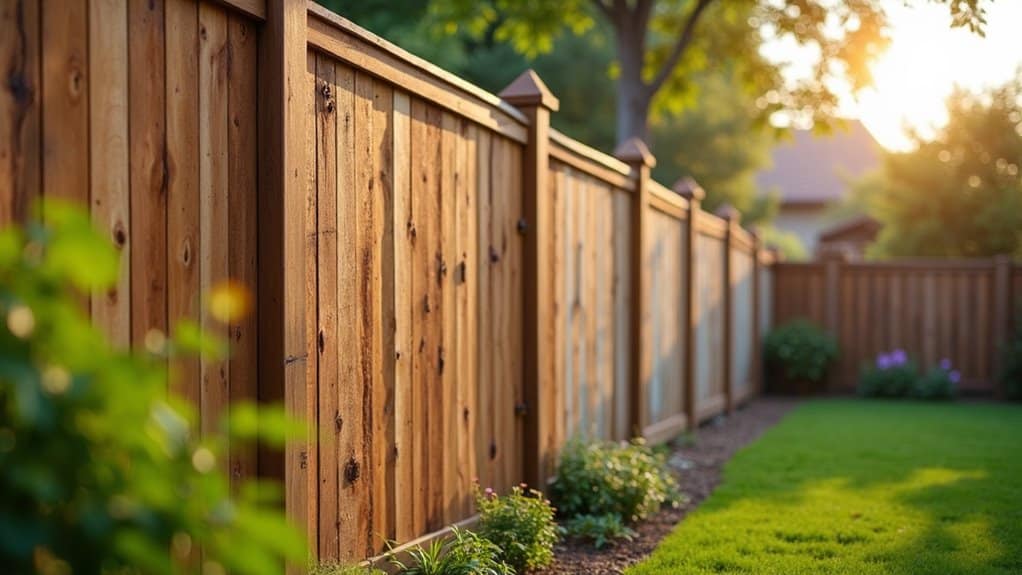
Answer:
top-left (535, 397), bottom-right (799, 575)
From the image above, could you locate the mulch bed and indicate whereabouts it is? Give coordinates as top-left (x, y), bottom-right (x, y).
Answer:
top-left (536, 397), bottom-right (799, 575)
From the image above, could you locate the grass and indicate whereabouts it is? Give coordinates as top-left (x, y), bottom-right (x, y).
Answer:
top-left (627, 400), bottom-right (1022, 575)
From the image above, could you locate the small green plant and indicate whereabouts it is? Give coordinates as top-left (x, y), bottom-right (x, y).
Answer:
top-left (0, 202), bottom-right (303, 574)
top-left (389, 526), bottom-right (511, 575)
top-left (475, 484), bottom-right (558, 573)
top-left (1001, 321), bottom-right (1022, 400)
top-left (310, 563), bottom-right (386, 575)
top-left (912, 358), bottom-right (958, 399)
top-left (560, 513), bottom-right (637, 549)
top-left (858, 349), bottom-right (919, 397)
top-left (549, 439), bottom-right (679, 523)
top-left (763, 319), bottom-right (839, 392)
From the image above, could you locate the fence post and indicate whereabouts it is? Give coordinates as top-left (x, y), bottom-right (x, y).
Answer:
top-left (716, 205), bottom-right (739, 413)
top-left (993, 254), bottom-right (1013, 398)
top-left (258, 0), bottom-right (314, 568)
top-left (614, 138), bottom-right (656, 438)
top-left (675, 177), bottom-right (704, 429)
top-left (498, 70), bottom-right (559, 487)
top-left (751, 231), bottom-right (762, 397)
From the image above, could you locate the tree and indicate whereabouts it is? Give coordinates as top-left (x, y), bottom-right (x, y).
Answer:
top-left (427, 0), bottom-right (990, 146)
top-left (860, 75), bottom-right (1022, 258)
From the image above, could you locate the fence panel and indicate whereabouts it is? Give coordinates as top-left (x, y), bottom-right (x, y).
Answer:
top-left (774, 260), bottom-right (1019, 392)
top-left (693, 220), bottom-right (727, 421)
top-left (640, 184), bottom-right (688, 441)
top-left (730, 242), bottom-right (755, 404)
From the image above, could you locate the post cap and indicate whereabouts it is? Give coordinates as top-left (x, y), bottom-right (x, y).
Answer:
top-left (613, 137), bottom-right (656, 168)
top-left (672, 177), bottom-right (705, 201)
top-left (715, 203), bottom-right (741, 224)
top-left (499, 69), bottom-right (560, 111)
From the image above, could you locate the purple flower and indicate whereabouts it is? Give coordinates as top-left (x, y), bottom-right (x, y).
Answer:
top-left (876, 354), bottom-right (891, 370)
top-left (484, 487), bottom-right (495, 498)
top-left (892, 349), bottom-right (908, 366)
top-left (949, 370), bottom-right (961, 385)
top-left (939, 358), bottom-right (952, 371)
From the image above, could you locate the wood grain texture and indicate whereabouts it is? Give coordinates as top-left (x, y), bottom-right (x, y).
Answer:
top-left (0, 0), bottom-right (41, 224)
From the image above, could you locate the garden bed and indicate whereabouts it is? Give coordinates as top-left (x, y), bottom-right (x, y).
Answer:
top-left (537, 398), bottom-right (798, 575)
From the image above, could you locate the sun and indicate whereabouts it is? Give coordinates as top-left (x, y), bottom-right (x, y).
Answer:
top-left (849, 1), bottom-right (1022, 152)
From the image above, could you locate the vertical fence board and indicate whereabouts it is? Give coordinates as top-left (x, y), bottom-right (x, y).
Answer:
top-left (0, 0), bottom-right (41, 224)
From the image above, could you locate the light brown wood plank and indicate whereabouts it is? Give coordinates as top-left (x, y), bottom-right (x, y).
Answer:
top-left (474, 128), bottom-right (494, 492)
top-left (423, 101), bottom-right (443, 528)
top-left (165, 0), bottom-right (199, 404)
top-left (198, 3), bottom-right (229, 436)
top-left (226, 10), bottom-right (259, 490)
top-left (456, 120), bottom-right (478, 514)
top-left (128, 0), bottom-right (167, 348)
top-left (370, 78), bottom-right (395, 551)
top-left (90, 0), bottom-right (131, 345)
top-left (440, 111), bottom-right (458, 523)
top-left (314, 53), bottom-right (339, 561)
top-left (391, 89), bottom-right (414, 542)
top-left (0, 0), bottom-right (41, 224)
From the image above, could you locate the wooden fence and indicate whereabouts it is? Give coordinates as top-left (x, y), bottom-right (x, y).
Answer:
top-left (773, 257), bottom-right (1021, 393)
top-left (0, 0), bottom-right (775, 566)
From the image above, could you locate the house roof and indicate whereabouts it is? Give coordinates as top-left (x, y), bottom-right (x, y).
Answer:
top-left (757, 120), bottom-right (880, 206)
top-left (818, 215), bottom-right (881, 242)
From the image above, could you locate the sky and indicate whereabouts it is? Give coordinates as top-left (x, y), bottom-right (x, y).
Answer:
top-left (846, 0), bottom-right (1022, 151)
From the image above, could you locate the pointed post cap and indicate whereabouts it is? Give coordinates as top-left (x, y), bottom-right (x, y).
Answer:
top-left (499, 69), bottom-right (559, 111)
top-left (715, 203), bottom-right (741, 224)
top-left (613, 137), bottom-right (656, 168)
top-left (672, 177), bottom-right (704, 201)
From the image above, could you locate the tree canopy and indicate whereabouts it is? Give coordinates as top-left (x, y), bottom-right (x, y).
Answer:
top-left (857, 74), bottom-right (1022, 258)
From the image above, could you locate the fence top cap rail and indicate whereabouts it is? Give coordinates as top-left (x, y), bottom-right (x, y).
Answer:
top-left (614, 137), bottom-right (656, 168)
top-left (673, 176), bottom-right (705, 201)
top-left (549, 128), bottom-right (634, 177)
top-left (308, 3), bottom-right (529, 127)
top-left (499, 70), bottom-right (560, 111)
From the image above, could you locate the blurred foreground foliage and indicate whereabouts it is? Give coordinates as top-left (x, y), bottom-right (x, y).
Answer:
top-left (0, 201), bottom-right (304, 574)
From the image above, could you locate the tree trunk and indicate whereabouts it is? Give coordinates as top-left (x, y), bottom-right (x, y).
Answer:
top-left (613, 11), bottom-right (652, 146)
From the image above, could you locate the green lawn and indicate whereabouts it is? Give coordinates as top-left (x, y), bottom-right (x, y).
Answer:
top-left (628, 400), bottom-right (1022, 575)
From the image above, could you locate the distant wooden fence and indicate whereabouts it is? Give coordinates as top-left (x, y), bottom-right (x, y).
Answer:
top-left (1, 0), bottom-right (774, 566)
top-left (773, 257), bottom-right (1021, 393)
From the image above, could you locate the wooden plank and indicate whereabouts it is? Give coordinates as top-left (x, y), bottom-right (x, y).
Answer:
top-left (371, 78), bottom-right (395, 551)
top-left (548, 165), bottom-right (564, 458)
top-left (547, 147), bottom-right (634, 195)
top-left (440, 112), bottom-right (458, 523)
top-left (0, 0), bottom-right (41, 225)
top-left (214, 0), bottom-right (266, 21)
top-left (226, 12), bottom-right (259, 488)
top-left (474, 128), bottom-right (493, 492)
top-left (391, 90), bottom-right (414, 542)
top-left (198, 2), bottom-right (230, 436)
top-left (508, 141), bottom-right (523, 486)
top-left (455, 120), bottom-right (478, 515)
top-left (612, 190), bottom-right (631, 438)
top-left (422, 102), bottom-right (444, 530)
top-left (335, 62), bottom-right (361, 561)
top-left (490, 135), bottom-right (509, 490)
top-left (314, 53), bottom-right (339, 561)
top-left (128, 0), bottom-right (167, 347)
top-left (165, 0), bottom-right (200, 405)
top-left (42, 0), bottom-right (89, 210)
top-left (90, 0), bottom-right (131, 345)
top-left (409, 97), bottom-right (429, 534)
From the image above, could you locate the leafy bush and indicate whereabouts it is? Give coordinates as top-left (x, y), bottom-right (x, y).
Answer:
top-left (763, 320), bottom-right (839, 392)
top-left (0, 203), bottom-right (303, 574)
top-left (549, 439), bottom-right (679, 523)
top-left (475, 484), bottom-right (558, 573)
top-left (310, 564), bottom-right (386, 575)
top-left (1001, 322), bottom-right (1022, 400)
top-left (858, 349), bottom-right (919, 397)
top-left (560, 513), bottom-right (636, 549)
top-left (389, 526), bottom-right (511, 575)
top-left (912, 358), bottom-right (959, 399)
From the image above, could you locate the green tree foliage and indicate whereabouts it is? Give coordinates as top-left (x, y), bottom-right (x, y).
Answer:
top-left (861, 75), bottom-right (1022, 258)
top-left (0, 202), bottom-right (304, 574)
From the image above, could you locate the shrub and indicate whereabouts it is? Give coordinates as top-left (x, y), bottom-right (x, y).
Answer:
top-left (475, 484), bottom-right (558, 573)
top-left (912, 358), bottom-right (959, 399)
top-left (311, 564), bottom-right (386, 575)
top-left (858, 349), bottom-right (919, 397)
top-left (549, 439), bottom-right (679, 523)
top-left (763, 320), bottom-right (839, 392)
top-left (389, 526), bottom-right (511, 575)
top-left (1001, 322), bottom-right (1022, 400)
top-left (0, 202), bottom-right (303, 574)
top-left (560, 513), bottom-right (636, 549)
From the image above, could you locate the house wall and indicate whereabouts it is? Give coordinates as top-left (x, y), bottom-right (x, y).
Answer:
top-left (775, 204), bottom-right (829, 254)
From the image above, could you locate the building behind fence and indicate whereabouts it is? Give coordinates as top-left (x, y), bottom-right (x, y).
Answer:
top-left (3, 0), bottom-right (1018, 568)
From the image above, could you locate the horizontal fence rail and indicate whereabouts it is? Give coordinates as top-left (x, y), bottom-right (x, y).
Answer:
top-left (773, 257), bottom-right (1020, 393)
top-left (1, 0), bottom-right (776, 566)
